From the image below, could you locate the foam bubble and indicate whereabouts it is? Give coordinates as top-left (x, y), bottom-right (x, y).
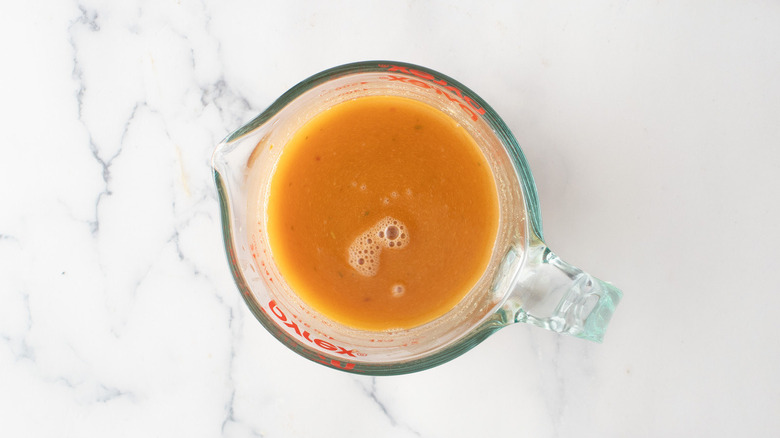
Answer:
top-left (348, 216), bottom-right (410, 276)
top-left (385, 225), bottom-right (399, 240)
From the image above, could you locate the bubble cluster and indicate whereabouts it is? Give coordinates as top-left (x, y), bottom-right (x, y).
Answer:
top-left (348, 216), bottom-right (410, 276)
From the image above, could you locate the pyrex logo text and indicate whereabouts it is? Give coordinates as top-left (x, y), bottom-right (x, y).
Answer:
top-left (380, 64), bottom-right (487, 121)
top-left (268, 300), bottom-right (357, 358)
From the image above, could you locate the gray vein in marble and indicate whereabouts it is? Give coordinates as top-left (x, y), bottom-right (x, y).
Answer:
top-left (69, 5), bottom-right (133, 235)
top-left (200, 78), bottom-right (255, 135)
top-left (93, 383), bottom-right (136, 404)
top-left (169, 228), bottom-right (202, 277)
top-left (75, 4), bottom-right (99, 32)
top-left (1, 290), bottom-right (35, 363)
top-left (218, 308), bottom-right (260, 438)
top-left (167, 220), bottom-right (243, 436)
top-left (359, 377), bottom-right (421, 437)
top-left (547, 338), bottom-right (566, 438)
top-left (209, 268), bottom-right (248, 434)
top-left (365, 377), bottom-right (396, 426)
top-left (220, 382), bottom-right (236, 434)
top-left (52, 373), bottom-right (136, 406)
top-left (194, 0), bottom-right (257, 133)
top-left (1, 284), bottom-right (136, 406)
top-left (524, 334), bottom-right (567, 437)
top-left (532, 334), bottom-right (596, 438)
top-left (166, 209), bottom-right (230, 295)
top-left (88, 101), bottom-right (146, 235)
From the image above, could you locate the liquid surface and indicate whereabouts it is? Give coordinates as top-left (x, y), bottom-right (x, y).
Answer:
top-left (266, 95), bottom-right (499, 330)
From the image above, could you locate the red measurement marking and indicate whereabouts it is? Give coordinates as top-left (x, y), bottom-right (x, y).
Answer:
top-left (379, 64), bottom-right (486, 121)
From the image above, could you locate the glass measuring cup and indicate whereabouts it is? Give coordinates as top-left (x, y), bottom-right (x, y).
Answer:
top-left (212, 61), bottom-right (622, 375)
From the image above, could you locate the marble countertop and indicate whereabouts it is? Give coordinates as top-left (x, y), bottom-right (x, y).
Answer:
top-left (2, 1), bottom-right (779, 436)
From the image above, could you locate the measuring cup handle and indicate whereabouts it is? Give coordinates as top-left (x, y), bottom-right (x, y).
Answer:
top-left (505, 243), bottom-right (622, 342)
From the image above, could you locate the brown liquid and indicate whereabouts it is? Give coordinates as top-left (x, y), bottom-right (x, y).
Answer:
top-left (265, 95), bottom-right (499, 330)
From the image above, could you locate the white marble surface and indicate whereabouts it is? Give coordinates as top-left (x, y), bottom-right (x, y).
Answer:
top-left (2, 1), bottom-right (779, 436)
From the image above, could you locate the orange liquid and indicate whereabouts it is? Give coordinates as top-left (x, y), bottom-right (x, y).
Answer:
top-left (266, 96), bottom-right (499, 330)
